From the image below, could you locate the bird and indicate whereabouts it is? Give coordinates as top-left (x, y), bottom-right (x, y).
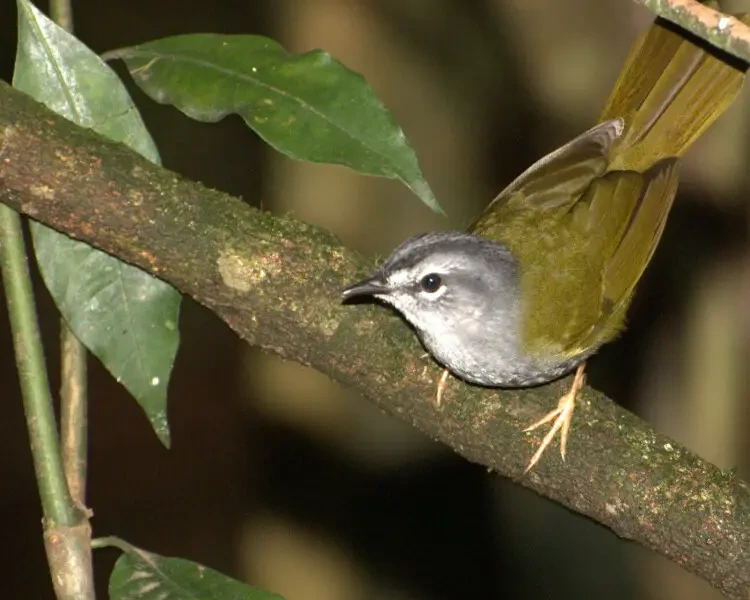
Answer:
top-left (342, 13), bottom-right (749, 472)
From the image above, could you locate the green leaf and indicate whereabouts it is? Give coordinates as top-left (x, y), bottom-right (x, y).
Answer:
top-left (104, 34), bottom-right (442, 213)
top-left (102, 537), bottom-right (285, 600)
top-left (14, 0), bottom-right (180, 446)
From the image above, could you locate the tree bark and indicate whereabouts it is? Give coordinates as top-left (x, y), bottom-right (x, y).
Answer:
top-left (0, 82), bottom-right (748, 598)
top-left (634, 0), bottom-right (750, 62)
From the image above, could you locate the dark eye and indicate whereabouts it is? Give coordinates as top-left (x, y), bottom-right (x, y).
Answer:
top-left (419, 273), bottom-right (442, 293)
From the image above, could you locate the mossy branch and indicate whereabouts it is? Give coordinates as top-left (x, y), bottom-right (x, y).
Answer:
top-left (0, 82), bottom-right (748, 598)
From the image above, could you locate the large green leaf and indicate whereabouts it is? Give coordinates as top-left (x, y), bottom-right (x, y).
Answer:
top-left (14, 0), bottom-right (180, 446)
top-left (104, 34), bottom-right (442, 213)
top-left (104, 538), bottom-right (285, 600)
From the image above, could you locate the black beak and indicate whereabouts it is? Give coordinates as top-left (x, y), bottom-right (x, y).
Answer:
top-left (341, 275), bottom-right (390, 301)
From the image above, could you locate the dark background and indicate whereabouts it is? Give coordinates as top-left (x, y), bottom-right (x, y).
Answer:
top-left (0, 1), bottom-right (748, 599)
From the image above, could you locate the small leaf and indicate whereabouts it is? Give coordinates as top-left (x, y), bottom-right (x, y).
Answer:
top-left (14, 0), bottom-right (180, 445)
top-left (104, 34), bottom-right (442, 213)
top-left (102, 538), bottom-right (285, 600)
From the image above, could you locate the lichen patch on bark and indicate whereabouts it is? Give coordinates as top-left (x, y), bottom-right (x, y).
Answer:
top-left (217, 247), bottom-right (282, 291)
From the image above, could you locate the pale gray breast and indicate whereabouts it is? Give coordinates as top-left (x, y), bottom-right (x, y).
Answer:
top-left (418, 315), bottom-right (584, 387)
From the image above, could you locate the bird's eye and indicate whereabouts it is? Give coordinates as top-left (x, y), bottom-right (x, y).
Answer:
top-left (419, 273), bottom-right (442, 293)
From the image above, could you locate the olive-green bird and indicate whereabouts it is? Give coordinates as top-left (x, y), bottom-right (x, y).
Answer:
top-left (343, 12), bottom-right (748, 471)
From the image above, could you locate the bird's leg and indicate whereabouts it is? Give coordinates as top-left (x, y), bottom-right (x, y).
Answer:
top-left (417, 352), bottom-right (451, 408)
top-left (434, 368), bottom-right (451, 408)
top-left (523, 363), bottom-right (586, 473)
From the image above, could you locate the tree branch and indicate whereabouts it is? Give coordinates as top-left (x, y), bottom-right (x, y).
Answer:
top-left (0, 82), bottom-right (748, 598)
top-left (634, 0), bottom-right (750, 62)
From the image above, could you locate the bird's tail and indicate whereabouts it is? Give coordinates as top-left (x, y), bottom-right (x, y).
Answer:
top-left (600, 10), bottom-right (749, 172)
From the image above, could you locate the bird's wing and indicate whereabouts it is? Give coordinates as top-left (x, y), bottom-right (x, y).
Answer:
top-left (476, 118), bottom-right (624, 216)
top-left (572, 158), bottom-right (680, 351)
top-left (470, 123), bottom-right (679, 359)
top-left (469, 119), bottom-right (625, 357)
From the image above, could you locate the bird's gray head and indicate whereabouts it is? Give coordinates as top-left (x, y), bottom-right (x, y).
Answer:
top-left (341, 231), bottom-right (521, 364)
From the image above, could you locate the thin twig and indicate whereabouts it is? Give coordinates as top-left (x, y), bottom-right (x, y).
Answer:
top-left (634, 0), bottom-right (750, 62)
top-left (60, 326), bottom-right (88, 505)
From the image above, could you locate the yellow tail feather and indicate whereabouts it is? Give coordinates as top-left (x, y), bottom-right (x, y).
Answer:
top-left (601, 17), bottom-right (748, 172)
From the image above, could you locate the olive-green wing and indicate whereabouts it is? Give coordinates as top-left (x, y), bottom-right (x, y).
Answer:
top-left (473, 119), bottom-right (624, 222)
top-left (478, 159), bottom-right (677, 360)
top-left (572, 159), bottom-right (680, 350)
top-left (469, 119), bottom-right (628, 357)
top-left (470, 120), bottom-right (678, 359)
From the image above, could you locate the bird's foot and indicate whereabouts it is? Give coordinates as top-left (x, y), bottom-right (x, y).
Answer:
top-left (522, 364), bottom-right (586, 473)
top-left (434, 368), bottom-right (451, 408)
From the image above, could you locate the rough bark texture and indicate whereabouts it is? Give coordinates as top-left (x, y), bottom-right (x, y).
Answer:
top-left (0, 83), bottom-right (748, 598)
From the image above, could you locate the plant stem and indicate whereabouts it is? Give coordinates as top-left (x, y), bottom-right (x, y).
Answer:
top-left (60, 326), bottom-right (88, 505)
top-left (0, 205), bottom-right (95, 600)
top-left (41, 3), bottom-right (95, 597)
top-left (49, 0), bottom-right (73, 33)
top-left (48, 0), bottom-right (90, 512)
top-left (0, 204), bottom-right (75, 527)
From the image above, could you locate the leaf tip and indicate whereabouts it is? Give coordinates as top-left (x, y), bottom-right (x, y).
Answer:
top-left (148, 408), bottom-right (171, 448)
top-left (409, 178), bottom-right (444, 215)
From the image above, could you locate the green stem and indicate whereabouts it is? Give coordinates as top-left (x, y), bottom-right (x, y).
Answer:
top-left (92, 536), bottom-right (131, 552)
top-left (0, 205), bottom-right (75, 527)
